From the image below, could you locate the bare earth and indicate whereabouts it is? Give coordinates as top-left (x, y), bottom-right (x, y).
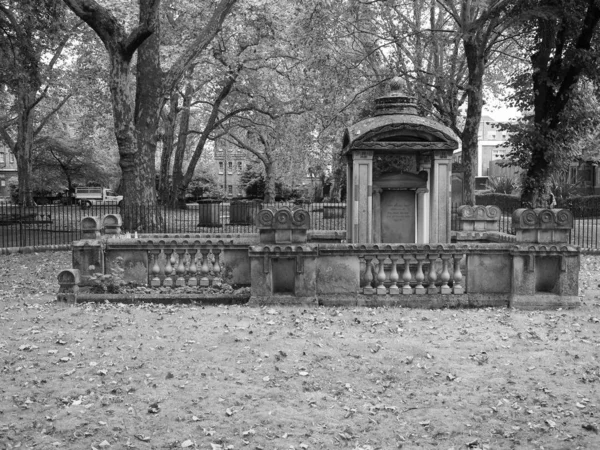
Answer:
top-left (1, 252), bottom-right (599, 450)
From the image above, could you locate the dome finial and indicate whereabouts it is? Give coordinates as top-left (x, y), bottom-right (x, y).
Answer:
top-left (389, 76), bottom-right (406, 92)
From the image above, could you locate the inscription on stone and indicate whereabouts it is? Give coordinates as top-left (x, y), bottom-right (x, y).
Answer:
top-left (381, 190), bottom-right (416, 243)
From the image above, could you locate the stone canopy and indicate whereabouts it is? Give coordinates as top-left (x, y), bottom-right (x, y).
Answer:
top-left (343, 78), bottom-right (460, 244)
top-left (342, 75), bottom-right (459, 154)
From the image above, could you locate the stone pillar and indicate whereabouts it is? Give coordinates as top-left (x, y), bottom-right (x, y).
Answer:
top-left (351, 150), bottom-right (374, 243)
top-left (416, 187), bottom-right (429, 244)
top-left (346, 159), bottom-right (354, 242)
top-left (372, 187), bottom-right (382, 242)
top-left (420, 161), bottom-right (431, 244)
top-left (429, 151), bottom-right (452, 243)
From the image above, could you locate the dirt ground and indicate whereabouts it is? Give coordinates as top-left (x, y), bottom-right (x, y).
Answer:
top-left (0, 251), bottom-right (599, 450)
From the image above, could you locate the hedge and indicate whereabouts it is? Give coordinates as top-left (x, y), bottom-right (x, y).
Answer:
top-left (475, 193), bottom-right (521, 211)
top-left (557, 195), bottom-right (600, 218)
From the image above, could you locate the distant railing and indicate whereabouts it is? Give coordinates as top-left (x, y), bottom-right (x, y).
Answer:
top-left (2, 201), bottom-right (598, 250)
top-left (0, 201), bottom-right (347, 249)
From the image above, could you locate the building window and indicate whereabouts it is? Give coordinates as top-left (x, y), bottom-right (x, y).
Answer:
top-left (9, 153), bottom-right (14, 164)
top-left (569, 166), bottom-right (578, 184)
top-left (492, 149), bottom-right (505, 160)
top-left (237, 161), bottom-right (243, 174)
top-left (238, 186), bottom-right (243, 196)
top-left (228, 161), bottom-right (233, 174)
top-left (0, 178), bottom-right (5, 187)
top-left (228, 185), bottom-right (233, 196)
top-left (0, 153), bottom-right (4, 164)
top-left (219, 184), bottom-right (224, 191)
top-left (219, 162), bottom-right (224, 174)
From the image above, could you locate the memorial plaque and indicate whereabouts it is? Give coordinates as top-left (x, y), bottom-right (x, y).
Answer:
top-left (381, 190), bottom-right (416, 243)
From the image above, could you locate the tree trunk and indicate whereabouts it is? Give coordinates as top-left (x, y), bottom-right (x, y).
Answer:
top-left (130, 0), bottom-right (162, 229)
top-left (264, 160), bottom-right (275, 203)
top-left (461, 39), bottom-right (485, 206)
top-left (158, 93), bottom-right (179, 205)
top-left (15, 89), bottom-right (36, 206)
top-left (170, 83), bottom-right (193, 206)
top-left (109, 54), bottom-right (143, 229)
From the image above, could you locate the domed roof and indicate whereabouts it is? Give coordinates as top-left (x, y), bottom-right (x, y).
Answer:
top-left (342, 78), bottom-right (459, 154)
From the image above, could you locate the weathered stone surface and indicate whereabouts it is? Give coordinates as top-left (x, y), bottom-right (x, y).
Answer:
top-left (456, 205), bottom-right (501, 231)
top-left (316, 256), bottom-right (360, 294)
top-left (72, 241), bottom-right (103, 282)
top-left (510, 294), bottom-right (580, 310)
top-left (513, 209), bottom-right (573, 243)
top-left (380, 190), bottom-right (416, 243)
top-left (105, 251), bottom-right (149, 285)
top-left (81, 216), bottom-right (101, 239)
top-left (467, 253), bottom-right (511, 294)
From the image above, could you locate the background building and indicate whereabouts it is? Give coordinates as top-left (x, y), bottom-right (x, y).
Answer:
top-left (213, 140), bottom-right (249, 198)
top-left (0, 143), bottom-right (18, 200)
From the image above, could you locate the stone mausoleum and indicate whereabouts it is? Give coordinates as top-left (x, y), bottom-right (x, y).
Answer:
top-left (343, 78), bottom-right (459, 244)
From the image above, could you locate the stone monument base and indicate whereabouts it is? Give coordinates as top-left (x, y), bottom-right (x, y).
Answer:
top-left (509, 294), bottom-right (580, 310)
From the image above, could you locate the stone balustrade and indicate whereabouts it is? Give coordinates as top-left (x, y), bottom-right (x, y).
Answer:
top-left (358, 250), bottom-right (464, 296)
top-left (60, 210), bottom-right (581, 310)
top-left (148, 243), bottom-right (223, 288)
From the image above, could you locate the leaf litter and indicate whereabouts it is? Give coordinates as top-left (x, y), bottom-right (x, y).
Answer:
top-left (0, 251), bottom-right (599, 448)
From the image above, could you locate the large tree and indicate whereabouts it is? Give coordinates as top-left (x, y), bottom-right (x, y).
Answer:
top-left (62, 0), bottom-right (237, 230)
top-left (0, 0), bottom-right (75, 205)
top-left (505, 0), bottom-right (600, 207)
top-left (437, 0), bottom-right (520, 205)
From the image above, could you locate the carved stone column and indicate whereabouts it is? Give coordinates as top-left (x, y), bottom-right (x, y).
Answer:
top-left (372, 187), bottom-right (382, 242)
top-left (416, 187), bottom-right (429, 244)
top-left (350, 150), bottom-right (374, 243)
top-left (429, 150), bottom-right (452, 243)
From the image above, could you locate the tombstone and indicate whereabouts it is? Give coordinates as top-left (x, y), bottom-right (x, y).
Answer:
top-left (81, 216), bottom-right (101, 239)
top-left (102, 214), bottom-right (122, 235)
top-left (57, 269), bottom-right (80, 302)
top-left (342, 78), bottom-right (459, 243)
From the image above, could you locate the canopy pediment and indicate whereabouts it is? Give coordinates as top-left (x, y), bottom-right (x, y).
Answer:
top-left (342, 114), bottom-right (459, 154)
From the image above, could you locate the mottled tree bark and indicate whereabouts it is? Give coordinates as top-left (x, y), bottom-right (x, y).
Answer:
top-left (461, 39), bottom-right (485, 207)
top-left (170, 84), bottom-right (193, 205)
top-left (158, 93), bottom-right (179, 205)
top-left (15, 90), bottom-right (36, 205)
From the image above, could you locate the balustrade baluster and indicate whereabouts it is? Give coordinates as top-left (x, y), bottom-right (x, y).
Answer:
top-left (163, 249), bottom-right (174, 287)
top-left (188, 249), bottom-right (198, 287)
top-left (389, 256), bottom-right (400, 295)
top-left (402, 256), bottom-right (413, 294)
top-left (363, 256), bottom-right (375, 295)
top-left (175, 249), bottom-right (186, 287)
top-left (150, 250), bottom-right (161, 287)
top-left (199, 248), bottom-right (210, 287)
top-left (427, 254), bottom-right (438, 294)
top-left (414, 254), bottom-right (426, 294)
top-left (212, 248), bottom-right (222, 287)
top-left (376, 255), bottom-right (387, 295)
top-left (440, 255), bottom-right (452, 294)
top-left (452, 254), bottom-right (464, 294)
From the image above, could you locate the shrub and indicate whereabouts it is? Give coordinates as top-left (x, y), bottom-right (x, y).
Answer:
top-left (475, 193), bottom-right (521, 211)
top-left (557, 195), bottom-right (600, 217)
top-left (486, 176), bottom-right (519, 195)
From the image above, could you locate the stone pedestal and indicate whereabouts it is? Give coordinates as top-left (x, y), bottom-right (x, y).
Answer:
top-left (457, 205), bottom-right (501, 231)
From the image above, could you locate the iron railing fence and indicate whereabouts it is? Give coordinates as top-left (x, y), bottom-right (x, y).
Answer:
top-left (1, 201), bottom-right (598, 249)
top-left (451, 203), bottom-right (600, 249)
top-left (0, 201), bottom-right (347, 249)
